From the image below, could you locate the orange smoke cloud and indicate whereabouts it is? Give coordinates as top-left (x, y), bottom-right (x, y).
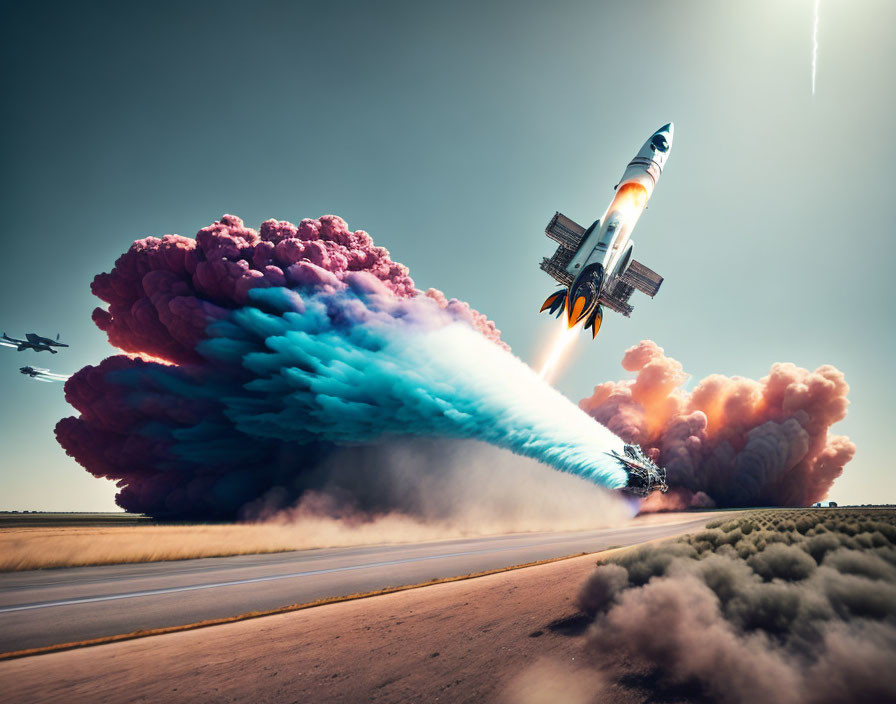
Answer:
top-left (579, 340), bottom-right (856, 509)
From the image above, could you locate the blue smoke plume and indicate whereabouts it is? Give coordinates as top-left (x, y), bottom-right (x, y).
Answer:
top-left (205, 279), bottom-right (628, 488)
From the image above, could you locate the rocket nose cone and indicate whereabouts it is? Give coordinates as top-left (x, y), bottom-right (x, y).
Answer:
top-left (660, 122), bottom-right (674, 144)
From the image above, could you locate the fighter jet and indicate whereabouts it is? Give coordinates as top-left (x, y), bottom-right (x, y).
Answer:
top-left (19, 366), bottom-right (70, 382)
top-left (539, 123), bottom-right (673, 338)
top-left (1, 332), bottom-right (69, 353)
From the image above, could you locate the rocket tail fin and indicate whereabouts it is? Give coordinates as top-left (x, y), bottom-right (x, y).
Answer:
top-left (540, 289), bottom-right (567, 317)
top-left (583, 305), bottom-right (603, 340)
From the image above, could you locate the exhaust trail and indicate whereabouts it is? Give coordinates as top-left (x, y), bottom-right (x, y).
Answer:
top-left (204, 283), bottom-right (628, 485)
top-left (19, 367), bottom-right (70, 383)
top-left (538, 322), bottom-right (581, 383)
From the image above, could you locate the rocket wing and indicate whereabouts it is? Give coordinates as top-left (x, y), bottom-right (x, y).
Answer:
top-left (600, 283), bottom-right (634, 317)
top-left (540, 212), bottom-right (587, 287)
top-left (621, 260), bottom-right (663, 298)
top-left (545, 212), bottom-right (586, 250)
top-left (540, 252), bottom-right (574, 286)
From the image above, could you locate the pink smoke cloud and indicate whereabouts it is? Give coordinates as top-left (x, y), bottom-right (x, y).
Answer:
top-left (57, 215), bottom-right (511, 518)
top-left (90, 214), bottom-right (505, 365)
top-left (580, 340), bottom-right (856, 508)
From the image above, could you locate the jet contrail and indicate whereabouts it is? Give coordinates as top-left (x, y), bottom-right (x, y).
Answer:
top-left (811, 0), bottom-right (820, 95)
top-left (19, 366), bottom-right (70, 382)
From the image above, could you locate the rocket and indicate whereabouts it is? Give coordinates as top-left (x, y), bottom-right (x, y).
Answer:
top-left (539, 123), bottom-right (673, 339)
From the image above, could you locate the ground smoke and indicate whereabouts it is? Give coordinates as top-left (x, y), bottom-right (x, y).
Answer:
top-left (578, 509), bottom-right (896, 704)
top-left (580, 510), bottom-right (896, 704)
top-left (56, 215), bottom-right (628, 519)
top-left (2, 443), bottom-right (631, 571)
top-left (580, 341), bottom-right (855, 508)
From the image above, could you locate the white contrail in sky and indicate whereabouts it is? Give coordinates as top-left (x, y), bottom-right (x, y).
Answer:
top-left (811, 0), bottom-right (820, 95)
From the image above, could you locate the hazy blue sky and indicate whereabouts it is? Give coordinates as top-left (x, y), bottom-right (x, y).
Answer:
top-left (1, 0), bottom-right (893, 510)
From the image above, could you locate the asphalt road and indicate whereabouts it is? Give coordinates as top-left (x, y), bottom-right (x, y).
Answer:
top-left (0, 515), bottom-right (717, 653)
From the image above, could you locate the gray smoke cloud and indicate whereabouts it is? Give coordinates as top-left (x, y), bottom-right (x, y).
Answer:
top-left (245, 439), bottom-right (633, 536)
top-left (578, 510), bottom-right (896, 704)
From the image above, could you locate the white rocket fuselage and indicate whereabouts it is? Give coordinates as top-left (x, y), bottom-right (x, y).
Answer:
top-left (563, 123), bottom-right (673, 325)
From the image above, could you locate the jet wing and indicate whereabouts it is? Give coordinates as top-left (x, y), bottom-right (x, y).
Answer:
top-left (25, 333), bottom-right (43, 344)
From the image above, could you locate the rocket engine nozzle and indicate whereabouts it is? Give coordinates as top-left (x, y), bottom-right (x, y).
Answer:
top-left (567, 264), bottom-right (603, 328)
top-left (584, 305), bottom-right (603, 339)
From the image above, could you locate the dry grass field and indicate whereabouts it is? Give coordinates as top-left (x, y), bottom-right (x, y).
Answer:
top-left (0, 514), bottom-right (512, 571)
top-left (0, 509), bottom-right (716, 572)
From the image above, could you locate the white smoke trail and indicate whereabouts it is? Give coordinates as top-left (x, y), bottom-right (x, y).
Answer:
top-left (811, 0), bottom-right (820, 95)
top-left (538, 322), bottom-right (581, 383)
top-left (28, 369), bottom-right (71, 383)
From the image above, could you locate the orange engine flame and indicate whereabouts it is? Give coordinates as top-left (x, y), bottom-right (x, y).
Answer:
top-left (607, 182), bottom-right (648, 228)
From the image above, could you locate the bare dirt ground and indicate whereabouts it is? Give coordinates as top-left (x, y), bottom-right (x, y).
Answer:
top-left (0, 551), bottom-right (654, 704)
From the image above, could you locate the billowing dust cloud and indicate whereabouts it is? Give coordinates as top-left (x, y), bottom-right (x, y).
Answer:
top-left (251, 439), bottom-right (631, 532)
top-left (3, 441), bottom-right (630, 571)
top-left (578, 510), bottom-right (896, 704)
top-left (579, 340), bottom-right (855, 508)
top-left (56, 215), bottom-right (629, 520)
